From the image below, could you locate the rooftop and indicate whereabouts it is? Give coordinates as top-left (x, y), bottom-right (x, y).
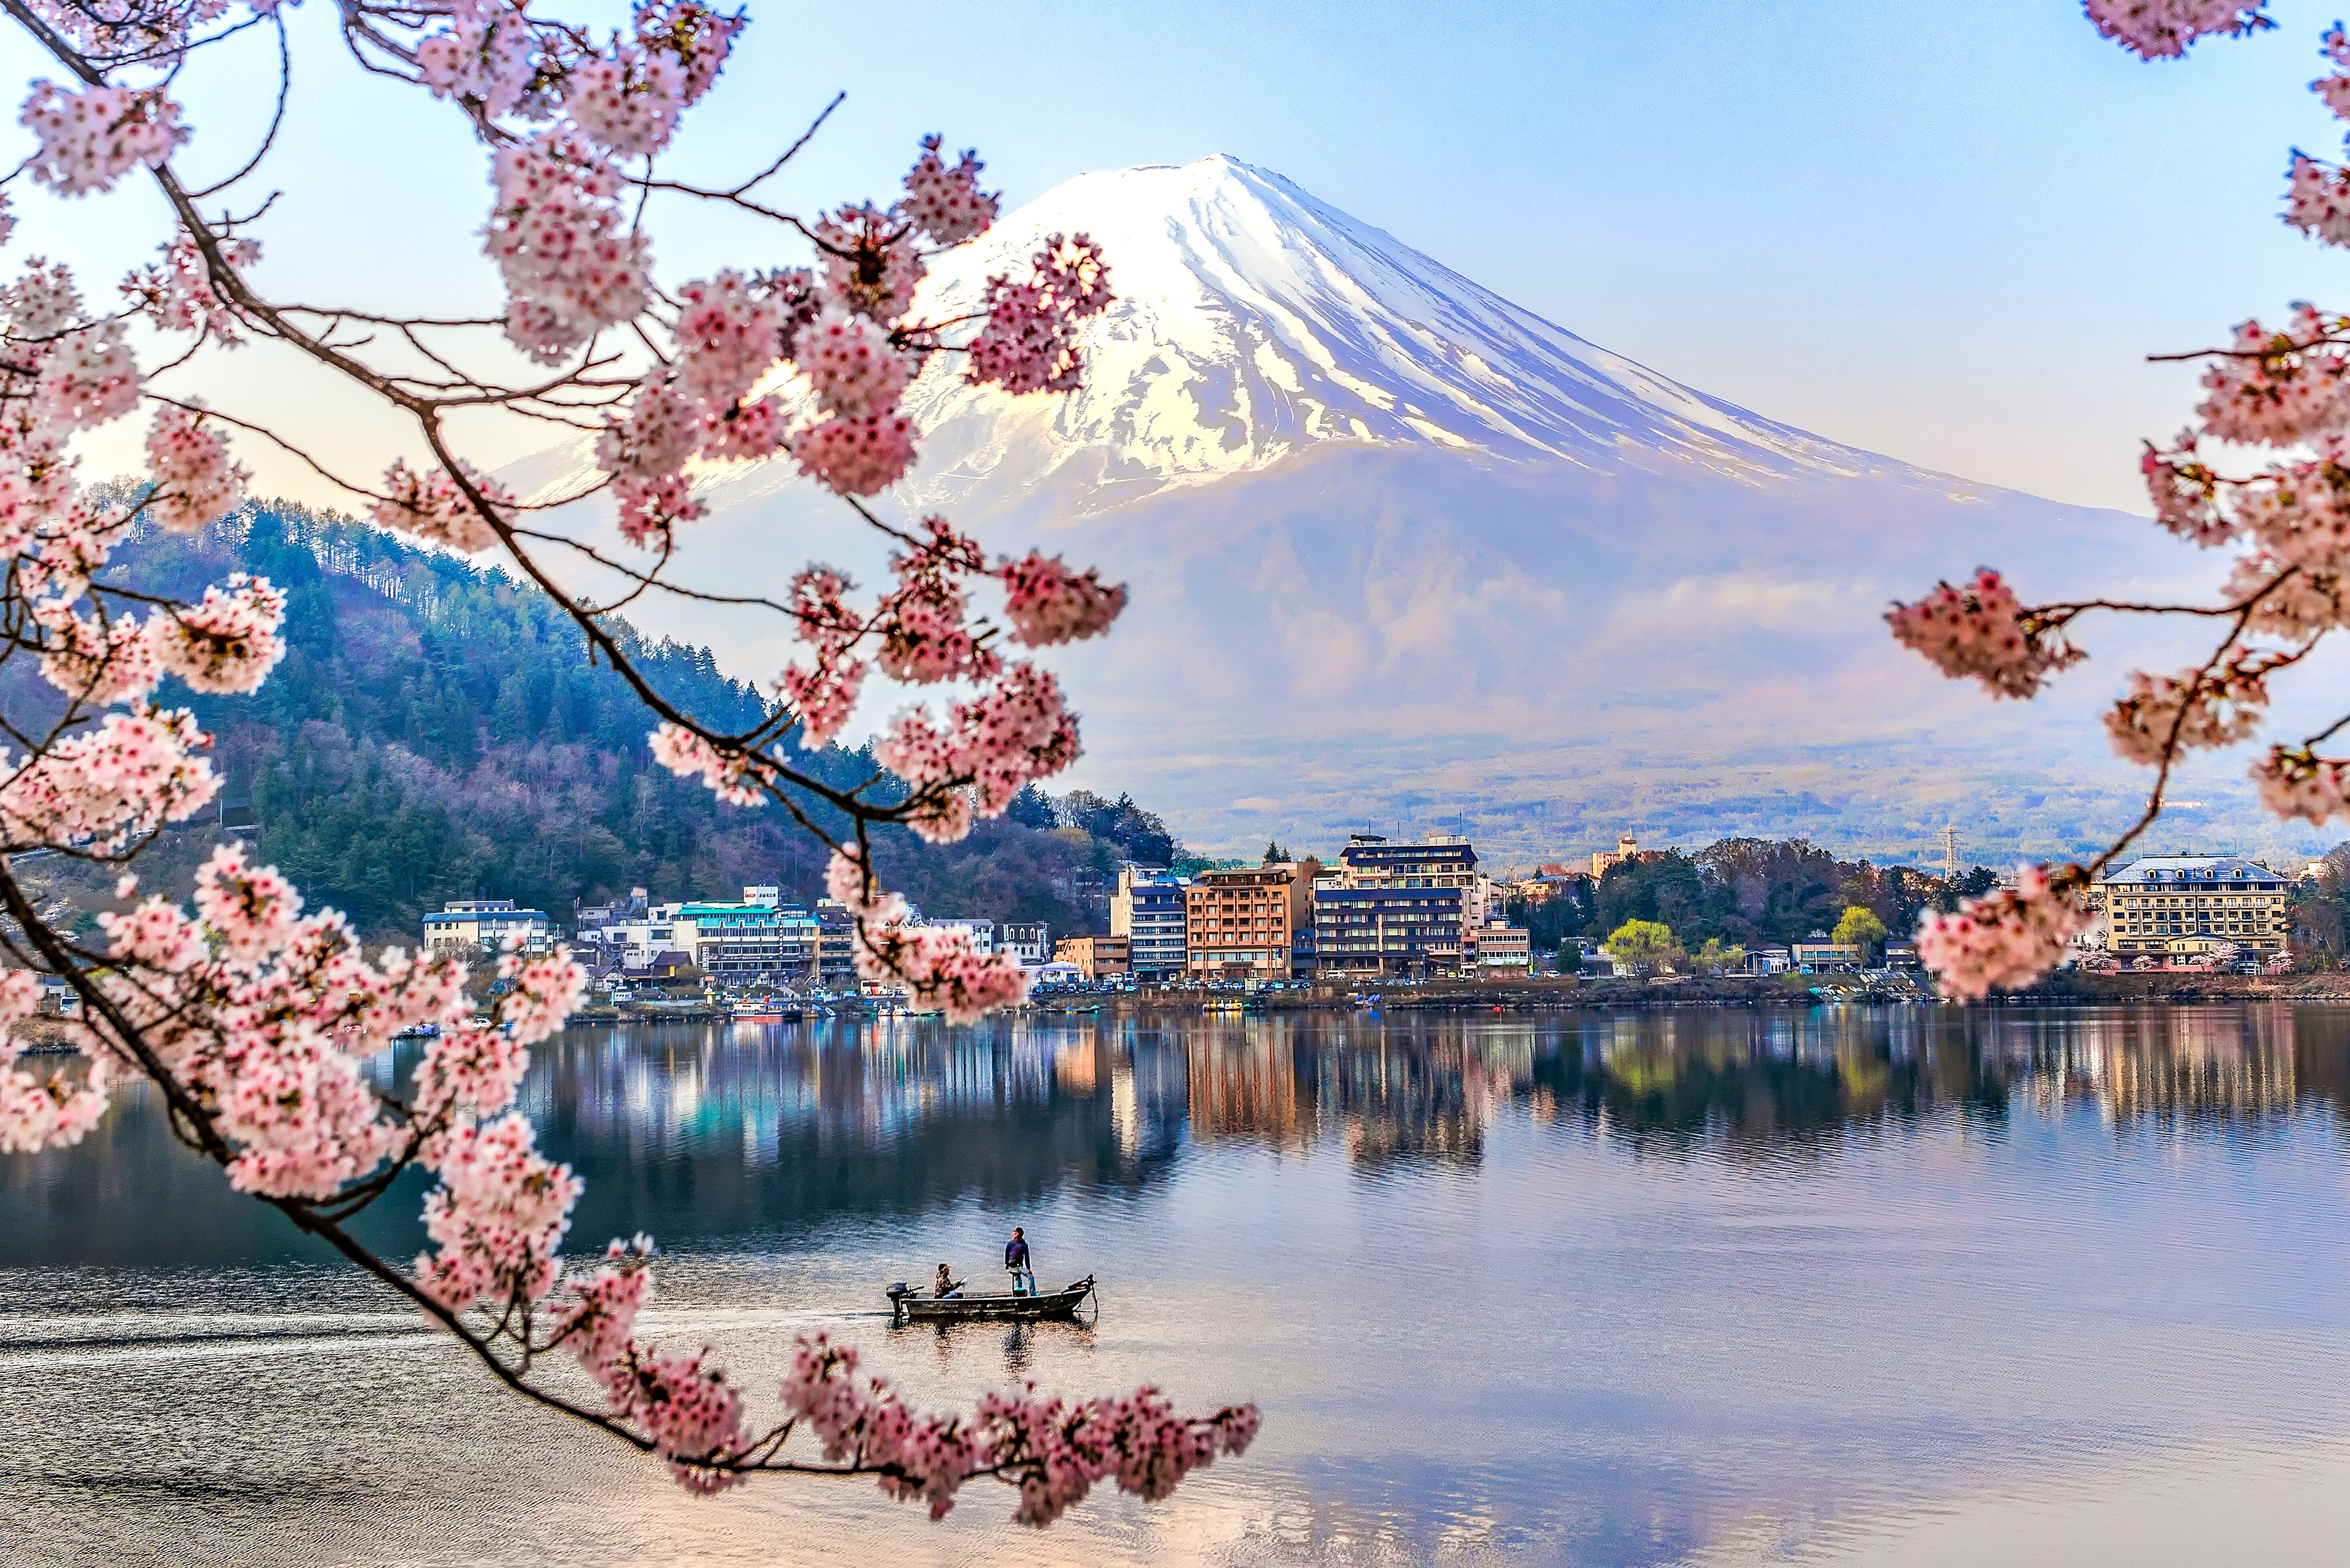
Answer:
top-left (2102, 857), bottom-right (2281, 884)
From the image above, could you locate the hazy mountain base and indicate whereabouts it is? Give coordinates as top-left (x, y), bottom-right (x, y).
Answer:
top-left (531, 437), bottom-right (2328, 874)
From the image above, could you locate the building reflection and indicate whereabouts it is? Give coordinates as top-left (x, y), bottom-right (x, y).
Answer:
top-left (9, 1004), bottom-right (2350, 1269)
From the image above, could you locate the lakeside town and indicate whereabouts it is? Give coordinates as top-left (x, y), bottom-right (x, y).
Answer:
top-left (408, 829), bottom-right (2325, 1011)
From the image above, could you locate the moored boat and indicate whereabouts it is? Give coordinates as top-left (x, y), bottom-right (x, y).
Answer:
top-left (886, 1276), bottom-right (1096, 1324)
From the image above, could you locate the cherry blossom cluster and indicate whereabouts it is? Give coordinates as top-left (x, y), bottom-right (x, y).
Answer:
top-left (150, 574), bottom-right (287, 693)
top-left (79, 845), bottom-right (473, 1195)
top-left (733, 523), bottom-right (1121, 826)
top-left (122, 231), bottom-right (259, 346)
top-left (19, 80), bottom-right (187, 196)
top-left (647, 721), bottom-right (778, 806)
top-left (2251, 744), bottom-right (2350, 824)
top-left (965, 235), bottom-right (1113, 395)
top-left (0, 967), bottom-right (109, 1153)
top-left (2104, 661), bottom-right (2270, 765)
top-left (2084, 0), bottom-right (2271, 59)
top-left (1914, 865), bottom-right (2095, 1002)
top-left (825, 846), bottom-right (1029, 1021)
top-left (144, 405), bottom-right (251, 532)
top-left (370, 459), bottom-right (512, 553)
top-left (1884, 569), bottom-right (2081, 700)
top-left (417, 1112), bottom-right (584, 1312)
top-left (24, 0), bottom-right (233, 66)
top-left (997, 551), bottom-right (1128, 647)
top-left (0, 706), bottom-right (218, 853)
top-left (485, 129), bottom-right (650, 363)
top-left (778, 1332), bottom-right (1258, 1526)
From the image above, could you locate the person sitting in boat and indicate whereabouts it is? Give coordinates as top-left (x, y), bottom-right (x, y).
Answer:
top-left (1004, 1227), bottom-right (1036, 1296)
top-left (933, 1263), bottom-right (965, 1299)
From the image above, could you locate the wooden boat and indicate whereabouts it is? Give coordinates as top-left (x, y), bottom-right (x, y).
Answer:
top-left (886, 1275), bottom-right (1096, 1324)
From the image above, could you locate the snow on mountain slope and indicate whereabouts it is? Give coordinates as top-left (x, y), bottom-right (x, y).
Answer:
top-left (886, 155), bottom-right (1900, 518)
top-left (505, 157), bottom-right (2317, 867)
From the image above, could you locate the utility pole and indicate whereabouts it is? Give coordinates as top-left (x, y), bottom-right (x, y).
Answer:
top-left (1941, 824), bottom-right (1959, 884)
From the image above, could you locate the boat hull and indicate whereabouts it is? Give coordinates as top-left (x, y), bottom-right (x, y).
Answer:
top-left (888, 1277), bottom-right (1095, 1324)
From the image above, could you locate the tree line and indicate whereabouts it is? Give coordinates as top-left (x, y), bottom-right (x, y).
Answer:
top-left (1504, 839), bottom-right (2002, 962)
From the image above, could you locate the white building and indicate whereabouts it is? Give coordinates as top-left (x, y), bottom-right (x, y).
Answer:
top-left (422, 899), bottom-right (553, 958)
top-left (930, 918), bottom-right (996, 955)
top-left (1002, 921), bottom-right (1051, 965)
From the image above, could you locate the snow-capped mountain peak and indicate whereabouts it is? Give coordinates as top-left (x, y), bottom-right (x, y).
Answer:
top-left (892, 154), bottom-right (1885, 517)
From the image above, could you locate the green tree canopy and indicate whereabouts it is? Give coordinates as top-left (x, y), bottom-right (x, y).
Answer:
top-left (1603, 918), bottom-right (1681, 974)
top-left (1834, 905), bottom-right (1889, 957)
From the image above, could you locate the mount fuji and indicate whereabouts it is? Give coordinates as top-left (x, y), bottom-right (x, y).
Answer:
top-left (506, 156), bottom-right (2313, 867)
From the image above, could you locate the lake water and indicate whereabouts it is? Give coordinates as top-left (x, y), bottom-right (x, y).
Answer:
top-left (11, 1005), bottom-right (2350, 1566)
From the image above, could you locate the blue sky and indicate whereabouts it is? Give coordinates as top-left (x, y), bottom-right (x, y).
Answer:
top-left (3, 0), bottom-right (2346, 511)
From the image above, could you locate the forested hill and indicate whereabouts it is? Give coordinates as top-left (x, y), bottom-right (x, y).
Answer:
top-left (46, 501), bottom-right (1173, 943)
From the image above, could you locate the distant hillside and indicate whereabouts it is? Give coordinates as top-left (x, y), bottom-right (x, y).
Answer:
top-left (21, 502), bottom-right (1177, 943)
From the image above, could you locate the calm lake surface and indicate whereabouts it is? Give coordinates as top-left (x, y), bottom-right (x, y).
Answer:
top-left (12, 1005), bottom-right (2350, 1566)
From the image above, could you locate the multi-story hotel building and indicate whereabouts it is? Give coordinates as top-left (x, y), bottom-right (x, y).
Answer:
top-left (1311, 834), bottom-right (1478, 978)
top-left (1112, 866), bottom-right (1189, 980)
top-left (1186, 866), bottom-right (1295, 979)
top-left (2095, 856), bottom-right (2290, 959)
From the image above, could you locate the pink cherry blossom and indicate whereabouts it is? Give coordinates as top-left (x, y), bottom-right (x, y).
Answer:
top-left (596, 373), bottom-right (701, 480)
top-left (0, 967), bottom-right (109, 1153)
top-left (493, 948), bottom-right (587, 1043)
top-left (812, 203), bottom-right (925, 321)
top-left (1885, 569), bottom-right (2083, 700)
top-left (800, 308), bottom-right (914, 419)
top-left (901, 137), bottom-right (997, 245)
top-left (19, 81), bottom-right (188, 197)
top-left (149, 575), bottom-right (287, 695)
top-left (792, 412), bottom-right (916, 496)
top-left (39, 321), bottom-right (141, 432)
top-left (997, 551), bottom-right (1127, 646)
top-left (2232, 448), bottom-right (2350, 575)
top-left (415, 1112), bottom-right (582, 1312)
top-left (2224, 549), bottom-right (2349, 639)
top-left (1914, 864), bottom-right (2094, 1001)
top-left (631, 0), bottom-right (743, 106)
top-left (966, 235), bottom-right (1112, 395)
top-left (144, 405), bottom-right (250, 534)
top-left (7, 259), bottom-right (82, 340)
top-left (613, 470), bottom-right (705, 546)
top-left (0, 706), bottom-right (218, 852)
top-left (485, 130), bottom-right (651, 363)
top-left (565, 46), bottom-right (687, 159)
top-left (781, 657), bottom-right (865, 746)
top-left (34, 604), bottom-right (160, 706)
top-left (2286, 155), bottom-right (2350, 248)
top-left (122, 231), bottom-right (259, 345)
top-left (414, 0), bottom-right (538, 119)
top-left (2252, 744), bottom-right (2350, 824)
top-left (699, 393), bottom-right (788, 462)
top-left (2085, 0), bottom-right (2271, 59)
top-left (2319, 26), bottom-right (2350, 120)
top-left (372, 460), bottom-right (511, 553)
top-left (672, 270), bottom-right (782, 405)
top-left (2104, 662), bottom-right (2268, 765)
top-left (648, 722), bottom-right (771, 805)
top-left (2195, 309), bottom-right (2350, 445)
top-left (2142, 438), bottom-right (2234, 545)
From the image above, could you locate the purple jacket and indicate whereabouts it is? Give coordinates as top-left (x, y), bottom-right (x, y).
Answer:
top-left (1005, 1237), bottom-right (1031, 1269)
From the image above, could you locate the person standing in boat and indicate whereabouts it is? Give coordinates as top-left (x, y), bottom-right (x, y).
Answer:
top-left (1004, 1227), bottom-right (1036, 1296)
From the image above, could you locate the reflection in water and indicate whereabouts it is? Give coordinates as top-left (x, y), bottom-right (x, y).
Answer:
top-left (13, 1003), bottom-right (2350, 1567)
top-left (8, 1005), bottom-right (2348, 1269)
